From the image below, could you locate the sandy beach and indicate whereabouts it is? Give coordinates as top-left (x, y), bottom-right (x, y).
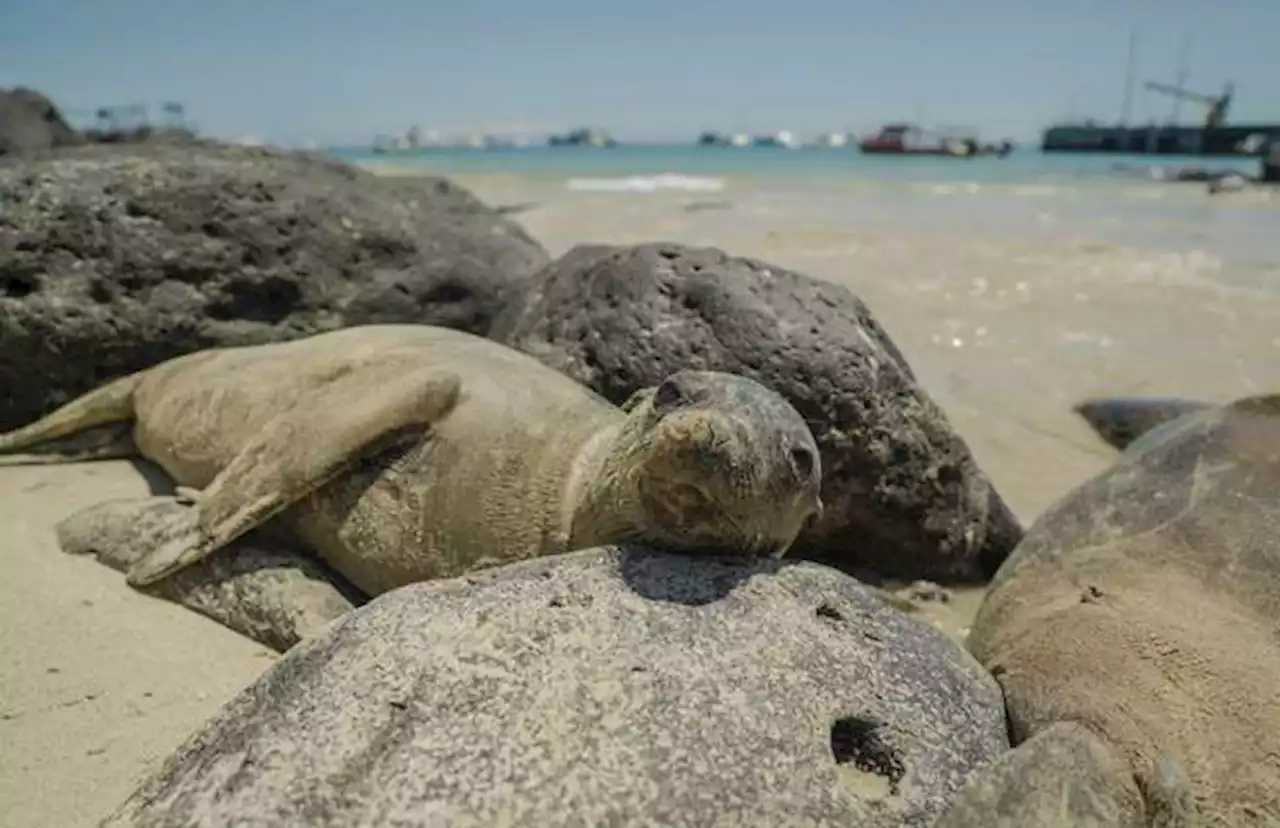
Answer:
top-left (4, 170), bottom-right (1280, 826)
top-left (0, 461), bottom-right (277, 828)
top-left (468, 173), bottom-right (1280, 526)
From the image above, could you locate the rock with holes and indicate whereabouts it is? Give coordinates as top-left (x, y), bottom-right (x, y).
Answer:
top-left (0, 87), bottom-right (81, 156)
top-left (103, 546), bottom-right (1008, 827)
top-left (0, 142), bottom-right (548, 429)
top-left (494, 243), bottom-right (1022, 583)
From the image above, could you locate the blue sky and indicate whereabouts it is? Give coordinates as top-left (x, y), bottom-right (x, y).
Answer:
top-left (2, 0), bottom-right (1277, 147)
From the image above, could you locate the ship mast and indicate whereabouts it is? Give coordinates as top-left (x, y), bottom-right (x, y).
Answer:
top-left (1170, 34), bottom-right (1192, 124)
top-left (1120, 28), bottom-right (1139, 126)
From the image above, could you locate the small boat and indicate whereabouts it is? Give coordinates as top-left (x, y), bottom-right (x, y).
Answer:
top-left (548, 127), bottom-right (618, 148)
top-left (812, 132), bottom-right (850, 148)
top-left (858, 123), bottom-right (1012, 157)
top-left (752, 130), bottom-right (799, 149)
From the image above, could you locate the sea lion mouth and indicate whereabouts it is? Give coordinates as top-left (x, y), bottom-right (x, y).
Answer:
top-left (637, 525), bottom-right (787, 560)
top-left (640, 476), bottom-right (721, 525)
top-left (637, 463), bottom-right (824, 560)
top-left (637, 476), bottom-right (806, 559)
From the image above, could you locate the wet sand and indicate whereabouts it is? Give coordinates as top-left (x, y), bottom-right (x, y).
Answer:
top-left (4, 172), bottom-right (1278, 826)
top-left (453, 174), bottom-right (1280, 526)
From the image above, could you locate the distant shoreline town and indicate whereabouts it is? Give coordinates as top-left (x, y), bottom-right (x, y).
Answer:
top-left (2, 85), bottom-right (1277, 185)
top-left (372, 125), bottom-right (1018, 158)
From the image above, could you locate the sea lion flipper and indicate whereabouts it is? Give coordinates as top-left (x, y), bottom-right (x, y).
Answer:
top-left (60, 496), bottom-right (359, 651)
top-left (126, 365), bottom-right (462, 587)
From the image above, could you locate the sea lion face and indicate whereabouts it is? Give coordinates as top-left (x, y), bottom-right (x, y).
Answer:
top-left (619, 370), bottom-right (823, 557)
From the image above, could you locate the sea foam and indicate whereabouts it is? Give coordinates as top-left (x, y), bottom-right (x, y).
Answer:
top-left (565, 173), bottom-right (725, 193)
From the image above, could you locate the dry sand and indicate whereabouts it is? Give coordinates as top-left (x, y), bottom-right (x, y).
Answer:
top-left (0, 461), bottom-right (276, 827)
top-left (4, 175), bottom-right (1278, 826)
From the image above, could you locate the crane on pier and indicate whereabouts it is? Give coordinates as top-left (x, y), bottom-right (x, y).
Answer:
top-left (1143, 80), bottom-right (1234, 129)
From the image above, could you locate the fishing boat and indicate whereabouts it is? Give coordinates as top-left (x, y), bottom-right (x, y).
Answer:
top-left (857, 123), bottom-right (1012, 157)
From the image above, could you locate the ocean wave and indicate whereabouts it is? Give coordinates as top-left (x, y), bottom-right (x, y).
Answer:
top-left (910, 182), bottom-right (983, 195)
top-left (909, 181), bottom-right (1075, 198)
top-left (565, 173), bottom-right (725, 193)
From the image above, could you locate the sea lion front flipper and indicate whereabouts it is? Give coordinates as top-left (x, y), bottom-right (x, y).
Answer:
top-left (59, 496), bottom-right (361, 651)
top-left (929, 722), bottom-right (1145, 828)
top-left (125, 365), bottom-right (462, 587)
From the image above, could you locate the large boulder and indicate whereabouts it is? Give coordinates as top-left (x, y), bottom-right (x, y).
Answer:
top-left (495, 243), bottom-right (1021, 582)
top-left (103, 547), bottom-right (1008, 827)
top-left (0, 143), bottom-right (549, 429)
top-left (0, 87), bottom-right (80, 156)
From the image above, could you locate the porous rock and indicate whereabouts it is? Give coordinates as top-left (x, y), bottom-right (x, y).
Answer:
top-left (103, 547), bottom-right (1008, 827)
top-left (495, 243), bottom-right (1022, 582)
top-left (0, 87), bottom-right (80, 156)
top-left (0, 142), bottom-right (549, 429)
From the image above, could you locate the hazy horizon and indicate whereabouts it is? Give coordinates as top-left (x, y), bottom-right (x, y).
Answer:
top-left (3, 0), bottom-right (1278, 148)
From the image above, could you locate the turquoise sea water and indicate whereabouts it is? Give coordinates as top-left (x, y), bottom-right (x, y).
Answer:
top-left (328, 144), bottom-right (1260, 185)
top-left (327, 145), bottom-right (1278, 265)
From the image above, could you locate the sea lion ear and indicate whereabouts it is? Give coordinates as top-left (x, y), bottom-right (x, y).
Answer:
top-left (620, 388), bottom-right (654, 413)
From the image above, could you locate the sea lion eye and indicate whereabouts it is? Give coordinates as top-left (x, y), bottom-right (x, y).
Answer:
top-left (653, 377), bottom-right (686, 411)
top-left (789, 446), bottom-right (815, 478)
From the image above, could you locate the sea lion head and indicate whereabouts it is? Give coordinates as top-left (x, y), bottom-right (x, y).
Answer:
top-left (611, 370), bottom-right (823, 557)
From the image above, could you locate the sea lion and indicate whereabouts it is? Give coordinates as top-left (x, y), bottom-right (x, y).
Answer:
top-left (933, 395), bottom-right (1280, 826)
top-left (0, 324), bottom-right (823, 650)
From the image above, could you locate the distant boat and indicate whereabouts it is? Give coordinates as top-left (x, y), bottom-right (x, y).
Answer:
top-left (1039, 30), bottom-right (1280, 156)
top-left (858, 123), bottom-right (1012, 157)
top-left (370, 134), bottom-right (401, 154)
top-left (752, 130), bottom-right (799, 149)
top-left (813, 132), bottom-right (850, 148)
top-left (697, 130), bottom-right (755, 148)
top-left (548, 127), bottom-right (617, 148)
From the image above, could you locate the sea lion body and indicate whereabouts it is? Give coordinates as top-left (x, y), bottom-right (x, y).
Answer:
top-left (936, 395), bottom-right (1280, 825)
top-left (0, 324), bottom-right (824, 646)
top-left (128, 326), bottom-right (619, 595)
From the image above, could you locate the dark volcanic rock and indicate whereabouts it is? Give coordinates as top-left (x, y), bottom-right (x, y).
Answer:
top-left (0, 143), bottom-right (549, 429)
top-left (495, 243), bottom-right (1021, 582)
top-left (103, 547), bottom-right (1008, 828)
top-left (0, 87), bottom-right (80, 155)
